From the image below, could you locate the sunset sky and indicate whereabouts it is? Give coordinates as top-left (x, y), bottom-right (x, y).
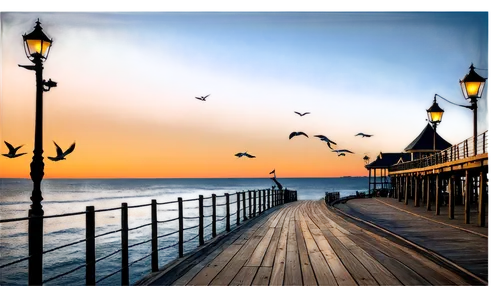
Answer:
top-left (0, 7), bottom-right (492, 178)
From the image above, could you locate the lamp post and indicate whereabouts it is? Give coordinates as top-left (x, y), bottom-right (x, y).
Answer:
top-left (19, 19), bottom-right (57, 285)
top-left (427, 95), bottom-right (444, 152)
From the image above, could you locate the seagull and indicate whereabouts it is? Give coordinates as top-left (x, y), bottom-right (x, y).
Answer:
top-left (338, 153), bottom-right (346, 157)
top-left (2, 141), bottom-right (27, 158)
top-left (269, 169), bottom-right (276, 177)
top-left (195, 94), bottom-right (210, 101)
top-left (355, 133), bottom-right (373, 138)
top-left (235, 152), bottom-right (256, 158)
top-left (294, 111), bottom-right (310, 117)
top-left (48, 141), bottom-right (76, 161)
top-left (332, 149), bottom-right (355, 154)
top-left (289, 131), bottom-right (309, 140)
top-left (314, 135), bottom-right (337, 149)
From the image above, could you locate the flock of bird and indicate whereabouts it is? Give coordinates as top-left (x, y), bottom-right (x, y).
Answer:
top-left (195, 93), bottom-right (374, 171)
top-left (2, 93), bottom-right (373, 174)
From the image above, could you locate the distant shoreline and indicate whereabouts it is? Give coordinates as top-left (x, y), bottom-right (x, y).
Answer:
top-left (0, 176), bottom-right (369, 180)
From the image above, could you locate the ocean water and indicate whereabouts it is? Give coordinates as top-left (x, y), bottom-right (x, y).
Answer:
top-left (0, 177), bottom-right (368, 285)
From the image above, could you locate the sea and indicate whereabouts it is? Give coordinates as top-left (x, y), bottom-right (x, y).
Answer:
top-left (0, 177), bottom-right (368, 285)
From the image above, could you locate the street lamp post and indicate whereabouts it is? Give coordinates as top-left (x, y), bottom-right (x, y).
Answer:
top-left (426, 95), bottom-right (444, 152)
top-left (19, 19), bottom-right (57, 285)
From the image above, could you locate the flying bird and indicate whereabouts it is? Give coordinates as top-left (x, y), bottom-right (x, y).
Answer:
top-left (2, 141), bottom-right (27, 158)
top-left (235, 152), bottom-right (256, 158)
top-left (355, 133), bottom-right (373, 138)
top-left (269, 169), bottom-right (276, 177)
top-left (48, 141), bottom-right (76, 161)
top-left (294, 111), bottom-right (310, 117)
top-left (338, 153), bottom-right (346, 157)
top-left (195, 94), bottom-right (210, 101)
top-left (314, 135), bottom-right (337, 149)
top-left (289, 131), bottom-right (309, 140)
top-left (332, 149), bottom-right (355, 154)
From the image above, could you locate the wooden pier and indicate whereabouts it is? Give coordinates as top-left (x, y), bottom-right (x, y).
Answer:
top-left (137, 200), bottom-right (485, 285)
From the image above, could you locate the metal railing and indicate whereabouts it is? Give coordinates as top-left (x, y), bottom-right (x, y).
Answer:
top-left (389, 130), bottom-right (488, 172)
top-left (0, 187), bottom-right (297, 285)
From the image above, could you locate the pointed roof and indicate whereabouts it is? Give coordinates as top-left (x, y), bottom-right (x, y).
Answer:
top-left (404, 123), bottom-right (452, 152)
top-left (365, 152), bottom-right (411, 169)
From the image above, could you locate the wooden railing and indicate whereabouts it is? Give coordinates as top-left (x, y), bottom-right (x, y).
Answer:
top-left (389, 130), bottom-right (488, 172)
top-left (0, 188), bottom-right (297, 285)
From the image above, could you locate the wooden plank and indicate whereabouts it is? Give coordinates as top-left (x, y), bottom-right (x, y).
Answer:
top-left (298, 211), bottom-right (337, 286)
top-left (269, 207), bottom-right (291, 286)
top-left (228, 266), bottom-right (258, 286)
top-left (294, 208), bottom-right (318, 286)
top-left (261, 207), bottom-right (291, 266)
top-left (246, 228), bottom-right (275, 266)
top-left (252, 266), bottom-right (272, 286)
top-left (285, 208), bottom-right (302, 286)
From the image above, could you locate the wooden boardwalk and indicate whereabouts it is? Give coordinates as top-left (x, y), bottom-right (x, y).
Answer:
top-left (334, 197), bottom-right (488, 283)
top-left (138, 200), bottom-right (484, 285)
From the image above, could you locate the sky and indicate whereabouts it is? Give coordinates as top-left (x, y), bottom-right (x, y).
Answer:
top-left (0, 4), bottom-right (494, 179)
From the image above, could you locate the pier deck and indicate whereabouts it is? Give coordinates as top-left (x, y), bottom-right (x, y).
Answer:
top-left (334, 197), bottom-right (488, 283)
top-left (138, 200), bottom-right (485, 285)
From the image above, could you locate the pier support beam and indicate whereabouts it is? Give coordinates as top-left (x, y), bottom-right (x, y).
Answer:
top-left (478, 170), bottom-right (487, 227)
top-left (435, 174), bottom-right (441, 216)
top-left (464, 170), bottom-right (470, 224)
top-left (414, 175), bottom-right (420, 207)
top-left (448, 175), bottom-right (455, 219)
top-left (404, 175), bottom-right (409, 205)
top-left (426, 175), bottom-right (432, 211)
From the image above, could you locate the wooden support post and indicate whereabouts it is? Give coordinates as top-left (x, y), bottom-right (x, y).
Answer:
top-left (448, 176), bottom-right (455, 219)
top-left (262, 189), bottom-right (266, 212)
top-left (267, 189), bottom-right (271, 209)
top-left (478, 170), bottom-right (487, 227)
top-left (414, 175), bottom-right (420, 207)
top-left (368, 168), bottom-right (372, 195)
top-left (258, 189), bottom-right (262, 215)
top-left (86, 206), bottom-right (96, 285)
top-left (426, 176), bottom-right (432, 211)
top-left (248, 191), bottom-right (253, 218)
top-left (199, 195), bottom-right (204, 246)
top-left (397, 176), bottom-right (401, 202)
top-left (422, 176), bottom-right (427, 206)
top-left (236, 192), bottom-right (241, 226)
top-left (225, 193), bottom-right (230, 232)
top-left (178, 197), bottom-right (184, 258)
top-left (151, 200), bottom-right (159, 272)
top-left (435, 174), bottom-right (441, 215)
top-left (242, 192), bottom-right (247, 221)
top-left (121, 203), bottom-right (129, 285)
top-left (253, 190), bottom-right (257, 217)
top-left (404, 176), bottom-right (409, 205)
top-left (464, 171), bottom-right (470, 224)
top-left (212, 194), bottom-right (216, 238)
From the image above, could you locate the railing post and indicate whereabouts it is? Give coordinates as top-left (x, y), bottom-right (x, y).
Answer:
top-left (478, 170), bottom-right (487, 227)
top-left (151, 200), bottom-right (158, 272)
top-left (262, 189), bottom-right (266, 212)
top-left (252, 190), bottom-right (257, 217)
top-left (121, 203), bottom-right (129, 285)
top-left (248, 191), bottom-right (253, 218)
top-left (464, 171), bottom-right (470, 224)
top-left (242, 191), bottom-right (247, 221)
top-left (86, 206), bottom-right (96, 285)
top-left (267, 189), bottom-right (271, 209)
top-left (236, 192), bottom-right (241, 225)
top-left (212, 194), bottom-right (216, 238)
top-left (199, 195), bottom-right (204, 246)
top-left (435, 174), bottom-right (441, 215)
top-left (448, 176), bottom-right (455, 219)
top-left (258, 189), bottom-right (262, 215)
top-left (178, 197), bottom-right (184, 258)
top-left (483, 132), bottom-right (486, 154)
top-left (225, 193), bottom-right (230, 232)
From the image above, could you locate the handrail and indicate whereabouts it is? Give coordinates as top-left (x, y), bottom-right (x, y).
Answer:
top-left (0, 187), bottom-right (298, 285)
top-left (389, 130), bottom-right (487, 172)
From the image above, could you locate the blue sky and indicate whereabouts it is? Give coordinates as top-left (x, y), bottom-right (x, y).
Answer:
top-left (0, 7), bottom-right (494, 179)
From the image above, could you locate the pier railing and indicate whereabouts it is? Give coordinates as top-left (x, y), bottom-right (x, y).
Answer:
top-left (0, 188), bottom-right (297, 285)
top-left (389, 130), bottom-right (488, 172)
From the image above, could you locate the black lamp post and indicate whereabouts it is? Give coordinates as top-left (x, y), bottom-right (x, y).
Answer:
top-left (19, 19), bottom-right (57, 285)
top-left (427, 64), bottom-right (487, 155)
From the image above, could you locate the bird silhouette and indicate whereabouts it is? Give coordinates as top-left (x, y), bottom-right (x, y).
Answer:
top-left (235, 151), bottom-right (256, 158)
top-left (2, 141), bottom-right (27, 158)
top-left (363, 155), bottom-right (370, 164)
top-left (355, 133), bottom-right (373, 138)
top-left (314, 135), bottom-right (337, 149)
top-left (338, 153), bottom-right (346, 157)
top-left (48, 141), bottom-right (76, 161)
top-left (294, 111), bottom-right (310, 117)
top-left (269, 169), bottom-right (276, 175)
top-left (195, 94), bottom-right (210, 101)
top-left (332, 149), bottom-right (355, 154)
top-left (289, 131), bottom-right (309, 140)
